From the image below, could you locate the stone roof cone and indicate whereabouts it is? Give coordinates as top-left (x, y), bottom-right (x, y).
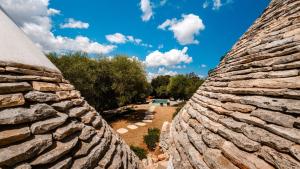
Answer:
top-left (0, 7), bottom-right (143, 169)
top-left (167, 0), bottom-right (300, 168)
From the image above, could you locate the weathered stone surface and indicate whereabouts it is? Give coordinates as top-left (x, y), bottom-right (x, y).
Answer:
top-left (14, 163), bottom-right (32, 169)
top-left (107, 145), bottom-right (123, 169)
top-left (218, 117), bottom-right (246, 133)
top-left (51, 100), bottom-right (73, 111)
top-left (187, 127), bottom-right (207, 154)
top-left (79, 125), bottom-right (96, 141)
top-left (251, 108), bottom-right (296, 128)
top-left (56, 90), bottom-right (80, 100)
top-left (4, 67), bottom-right (60, 78)
top-left (0, 74), bottom-right (60, 83)
top-left (0, 126), bottom-right (31, 146)
top-left (202, 129), bottom-right (225, 149)
top-left (293, 117), bottom-right (300, 129)
top-left (203, 149), bottom-right (238, 169)
top-left (30, 136), bottom-right (78, 165)
top-left (221, 141), bottom-right (273, 169)
top-left (53, 121), bottom-right (84, 140)
top-left (265, 124), bottom-right (300, 144)
top-left (222, 102), bottom-right (256, 113)
top-left (186, 143), bottom-right (210, 169)
top-left (159, 121), bottom-right (170, 153)
top-left (24, 91), bottom-right (59, 102)
top-left (98, 137), bottom-right (117, 168)
top-left (228, 76), bottom-right (300, 89)
top-left (71, 98), bottom-right (84, 106)
top-left (0, 134), bottom-right (52, 167)
top-left (32, 81), bottom-right (59, 91)
top-left (58, 83), bottom-right (74, 91)
top-left (92, 116), bottom-right (103, 128)
top-left (188, 119), bottom-right (204, 134)
top-left (0, 104), bottom-right (57, 125)
top-left (71, 133), bottom-right (111, 169)
top-left (242, 125), bottom-right (294, 153)
top-left (259, 146), bottom-right (300, 169)
top-left (109, 145), bottom-right (124, 169)
top-left (80, 111), bottom-right (96, 124)
top-left (239, 95), bottom-right (300, 114)
top-left (0, 82), bottom-right (32, 94)
top-left (0, 93), bottom-right (25, 108)
top-left (75, 135), bottom-right (101, 158)
top-left (48, 157), bottom-right (72, 169)
top-left (218, 126), bottom-right (261, 152)
top-left (290, 145), bottom-right (300, 161)
top-left (229, 111), bottom-right (266, 127)
top-left (31, 112), bottom-right (68, 134)
top-left (68, 106), bottom-right (89, 118)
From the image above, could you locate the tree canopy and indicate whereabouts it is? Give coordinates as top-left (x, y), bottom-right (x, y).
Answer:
top-left (47, 52), bottom-right (150, 112)
top-left (151, 73), bottom-right (204, 100)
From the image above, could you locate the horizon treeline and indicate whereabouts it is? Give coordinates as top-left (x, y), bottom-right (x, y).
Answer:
top-left (151, 73), bottom-right (204, 100)
top-left (47, 52), bottom-right (205, 112)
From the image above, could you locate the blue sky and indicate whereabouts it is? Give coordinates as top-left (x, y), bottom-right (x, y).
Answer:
top-left (0, 0), bottom-right (270, 78)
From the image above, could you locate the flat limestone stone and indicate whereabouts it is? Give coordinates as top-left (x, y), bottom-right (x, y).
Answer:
top-left (0, 134), bottom-right (53, 166)
top-left (0, 82), bottom-right (32, 94)
top-left (116, 128), bottom-right (128, 134)
top-left (0, 126), bottom-right (31, 146)
top-left (127, 125), bottom-right (138, 130)
top-left (135, 122), bottom-right (146, 126)
top-left (32, 81), bottom-right (59, 91)
top-left (0, 93), bottom-right (25, 108)
top-left (143, 120), bottom-right (153, 123)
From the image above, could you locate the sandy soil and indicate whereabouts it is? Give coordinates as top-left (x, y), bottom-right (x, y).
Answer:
top-left (109, 104), bottom-right (176, 152)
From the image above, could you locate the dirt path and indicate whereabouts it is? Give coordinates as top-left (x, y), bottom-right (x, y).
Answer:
top-left (109, 104), bottom-right (176, 151)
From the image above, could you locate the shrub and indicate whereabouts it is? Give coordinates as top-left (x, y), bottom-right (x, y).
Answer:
top-left (130, 146), bottom-right (147, 160)
top-left (143, 128), bottom-right (160, 150)
top-left (148, 128), bottom-right (160, 138)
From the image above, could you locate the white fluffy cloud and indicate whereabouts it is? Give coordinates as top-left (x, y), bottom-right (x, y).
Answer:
top-left (145, 47), bottom-right (192, 67)
top-left (140, 0), bottom-right (153, 22)
top-left (203, 0), bottom-right (233, 10)
top-left (0, 0), bottom-right (115, 54)
top-left (47, 8), bottom-right (60, 15)
top-left (106, 33), bottom-right (127, 44)
top-left (158, 14), bottom-right (205, 45)
top-left (60, 18), bottom-right (89, 29)
top-left (105, 33), bottom-right (152, 48)
top-left (105, 33), bottom-right (142, 44)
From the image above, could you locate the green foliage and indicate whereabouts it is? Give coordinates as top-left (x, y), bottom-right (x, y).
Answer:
top-left (130, 145), bottom-right (147, 160)
top-left (143, 128), bottom-right (160, 150)
top-left (151, 73), bottom-right (204, 100)
top-left (167, 73), bottom-right (204, 100)
top-left (47, 52), bottom-right (150, 112)
top-left (151, 75), bottom-right (170, 98)
top-left (172, 101), bottom-right (186, 119)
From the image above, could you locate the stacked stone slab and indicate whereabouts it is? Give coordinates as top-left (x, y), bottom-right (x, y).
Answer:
top-left (168, 0), bottom-right (300, 168)
top-left (0, 8), bottom-right (143, 169)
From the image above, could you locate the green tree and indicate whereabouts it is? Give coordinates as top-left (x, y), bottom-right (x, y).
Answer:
top-left (111, 56), bottom-right (149, 106)
top-left (167, 73), bottom-right (204, 100)
top-left (47, 53), bottom-right (150, 112)
top-left (167, 75), bottom-right (189, 100)
top-left (150, 75), bottom-right (170, 98)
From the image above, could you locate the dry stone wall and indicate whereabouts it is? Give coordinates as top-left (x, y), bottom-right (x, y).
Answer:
top-left (169, 0), bottom-right (300, 168)
top-left (0, 65), bottom-right (143, 168)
